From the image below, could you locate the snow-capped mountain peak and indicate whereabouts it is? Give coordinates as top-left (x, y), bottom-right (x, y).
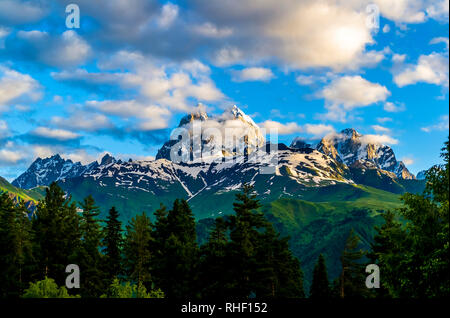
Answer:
top-left (340, 128), bottom-right (361, 139)
top-left (292, 128), bottom-right (415, 179)
top-left (12, 153), bottom-right (121, 189)
top-left (100, 153), bottom-right (117, 166)
top-left (178, 106), bottom-right (209, 127)
top-left (229, 105), bottom-right (258, 127)
top-left (156, 105), bottom-right (265, 161)
top-left (12, 155), bottom-right (85, 189)
top-left (13, 115), bottom-right (416, 196)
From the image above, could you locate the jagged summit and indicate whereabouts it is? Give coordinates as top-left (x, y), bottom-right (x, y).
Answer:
top-left (12, 154), bottom-right (87, 189)
top-left (340, 128), bottom-right (361, 139)
top-left (13, 116), bottom-right (416, 194)
top-left (12, 153), bottom-right (118, 189)
top-left (178, 106), bottom-right (209, 127)
top-left (291, 128), bottom-right (415, 180)
top-left (228, 105), bottom-right (259, 127)
top-left (32, 154), bottom-right (64, 164)
top-left (156, 105), bottom-right (265, 160)
top-left (100, 153), bottom-right (116, 166)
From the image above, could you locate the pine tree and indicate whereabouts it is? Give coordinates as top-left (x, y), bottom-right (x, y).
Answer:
top-left (255, 225), bottom-right (305, 298)
top-left (199, 217), bottom-right (231, 297)
top-left (367, 211), bottom-right (405, 297)
top-left (151, 204), bottom-right (168, 246)
top-left (102, 206), bottom-right (123, 286)
top-left (0, 193), bottom-right (20, 297)
top-left (77, 195), bottom-right (104, 297)
top-left (309, 254), bottom-right (331, 298)
top-left (398, 138), bottom-right (449, 297)
top-left (273, 240), bottom-right (304, 298)
top-left (199, 191), bottom-right (305, 299)
top-left (338, 229), bottom-right (367, 298)
top-left (0, 194), bottom-right (33, 297)
top-left (13, 202), bottom-right (34, 296)
top-left (369, 138), bottom-right (449, 297)
top-left (32, 182), bottom-right (81, 286)
top-left (123, 212), bottom-right (153, 289)
top-left (152, 200), bottom-right (199, 298)
top-left (227, 184), bottom-right (266, 297)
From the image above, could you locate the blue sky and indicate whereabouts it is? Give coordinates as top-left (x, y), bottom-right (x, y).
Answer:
top-left (0, 0), bottom-right (448, 180)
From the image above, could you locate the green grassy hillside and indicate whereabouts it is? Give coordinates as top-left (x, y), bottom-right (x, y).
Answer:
top-left (197, 184), bottom-right (402, 293)
top-left (58, 176), bottom-right (194, 221)
top-left (0, 176), bottom-right (44, 203)
top-left (262, 199), bottom-right (390, 292)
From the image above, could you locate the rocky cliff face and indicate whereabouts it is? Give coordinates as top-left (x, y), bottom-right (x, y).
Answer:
top-left (11, 154), bottom-right (97, 189)
top-left (292, 128), bottom-right (415, 180)
top-left (156, 105), bottom-right (265, 161)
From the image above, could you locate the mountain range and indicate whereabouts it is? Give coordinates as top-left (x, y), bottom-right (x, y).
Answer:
top-left (13, 106), bottom-right (417, 190)
top-left (9, 106), bottom-right (424, 221)
top-left (3, 106), bottom-right (427, 289)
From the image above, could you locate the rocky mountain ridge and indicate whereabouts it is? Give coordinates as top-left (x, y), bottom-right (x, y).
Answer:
top-left (291, 128), bottom-right (415, 180)
top-left (12, 107), bottom-right (417, 201)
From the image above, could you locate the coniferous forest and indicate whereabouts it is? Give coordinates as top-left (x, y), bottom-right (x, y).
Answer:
top-left (0, 140), bottom-right (448, 299)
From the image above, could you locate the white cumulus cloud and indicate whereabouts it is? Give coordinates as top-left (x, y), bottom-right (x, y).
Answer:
top-left (319, 76), bottom-right (390, 122)
top-left (372, 0), bottom-right (427, 23)
top-left (0, 149), bottom-right (26, 165)
top-left (18, 30), bottom-right (91, 67)
top-left (232, 67), bottom-right (274, 82)
top-left (394, 53), bottom-right (449, 88)
top-left (402, 157), bottom-right (414, 165)
top-left (31, 127), bottom-right (80, 141)
top-left (0, 67), bottom-right (41, 111)
top-left (384, 102), bottom-right (406, 112)
top-left (259, 120), bottom-right (303, 135)
top-left (0, 0), bottom-right (48, 25)
top-left (371, 125), bottom-right (391, 133)
top-left (303, 124), bottom-right (335, 138)
top-left (360, 134), bottom-right (399, 146)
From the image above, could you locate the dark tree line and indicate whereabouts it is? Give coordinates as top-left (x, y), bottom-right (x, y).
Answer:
top-left (199, 186), bottom-right (304, 298)
top-left (0, 139), bottom-right (448, 298)
top-left (0, 184), bottom-right (305, 298)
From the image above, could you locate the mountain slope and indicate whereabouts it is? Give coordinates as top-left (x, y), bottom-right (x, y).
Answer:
top-left (0, 176), bottom-right (44, 208)
top-left (261, 197), bottom-right (387, 292)
top-left (57, 145), bottom-right (355, 221)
